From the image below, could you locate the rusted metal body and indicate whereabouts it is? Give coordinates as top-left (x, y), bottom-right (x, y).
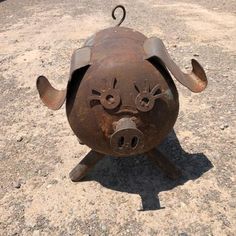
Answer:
top-left (67, 26), bottom-right (181, 157)
top-left (36, 6), bottom-right (207, 181)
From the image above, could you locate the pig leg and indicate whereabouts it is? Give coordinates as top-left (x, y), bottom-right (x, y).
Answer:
top-left (69, 150), bottom-right (105, 181)
top-left (146, 148), bottom-right (182, 180)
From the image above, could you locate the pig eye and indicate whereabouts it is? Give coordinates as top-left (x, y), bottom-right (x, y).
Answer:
top-left (88, 78), bottom-right (121, 110)
top-left (134, 79), bottom-right (164, 112)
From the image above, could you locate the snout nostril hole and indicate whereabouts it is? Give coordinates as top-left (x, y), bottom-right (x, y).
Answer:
top-left (131, 136), bottom-right (139, 148)
top-left (118, 136), bottom-right (125, 148)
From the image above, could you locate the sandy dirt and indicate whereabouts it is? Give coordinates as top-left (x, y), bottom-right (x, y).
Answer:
top-left (0, 0), bottom-right (236, 235)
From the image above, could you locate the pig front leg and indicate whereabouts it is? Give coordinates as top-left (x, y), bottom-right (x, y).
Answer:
top-left (69, 150), bottom-right (105, 181)
top-left (146, 148), bottom-right (182, 180)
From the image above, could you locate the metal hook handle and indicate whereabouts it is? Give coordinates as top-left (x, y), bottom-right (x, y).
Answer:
top-left (112, 5), bottom-right (126, 27)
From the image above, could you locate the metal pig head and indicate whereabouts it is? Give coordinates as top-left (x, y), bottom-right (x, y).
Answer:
top-left (36, 47), bottom-right (91, 110)
top-left (144, 37), bottom-right (208, 93)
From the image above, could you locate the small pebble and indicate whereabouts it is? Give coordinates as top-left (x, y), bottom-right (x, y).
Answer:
top-left (193, 53), bottom-right (199, 57)
top-left (179, 233), bottom-right (188, 236)
top-left (38, 169), bottom-right (49, 177)
top-left (16, 136), bottom-right (23, 142)
top-left (229, 201), bottom-right (236, 208)
top-left (220, 124), bottom-right (229, 130)
top-left (101, 224), bottom-right (107, 231)
top-left (13, 181), bottom-right (21, 189)
top-left (49, 179), bottom-right (58, 185)
top-left (90, 213), bottom-right (96, 220)
top-left (46, 184), bottom-right (52, 189)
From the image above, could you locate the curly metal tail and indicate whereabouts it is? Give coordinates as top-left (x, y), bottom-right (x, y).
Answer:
top-left (112, 5), bottom-right (126, 27)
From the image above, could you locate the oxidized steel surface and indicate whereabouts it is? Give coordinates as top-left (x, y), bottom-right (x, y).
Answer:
top-left (66, 26), bottom-right (179, 157)
top-left (36, 5), bottom-right (207, 158)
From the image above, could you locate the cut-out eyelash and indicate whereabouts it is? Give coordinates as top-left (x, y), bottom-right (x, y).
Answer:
top-left (134, 79), bottom-right (150, 93)
top-left (92, 89), bottom-right (101, 95)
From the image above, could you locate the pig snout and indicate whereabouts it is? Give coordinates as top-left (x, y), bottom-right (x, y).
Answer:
top-left (110, 117), bottom-right (144, 155)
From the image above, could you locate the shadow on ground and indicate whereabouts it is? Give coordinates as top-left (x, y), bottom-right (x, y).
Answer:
top-left (78, 130), bottom-right (213, 211)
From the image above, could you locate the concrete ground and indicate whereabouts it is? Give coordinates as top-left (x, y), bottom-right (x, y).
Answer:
top-left (0, 0), bottom-right (235, 235)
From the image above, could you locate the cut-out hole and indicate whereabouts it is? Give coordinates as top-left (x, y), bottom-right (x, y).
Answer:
top-left (141, 97), bottom-right (149, 104)
top-left (118, 136), bottom-right (125, 148)
top-left (153, 89), bottom-right (161, 96)
top-left (106, 94), bottom-right (115, 104)
top-left (89, 100), bottom-right (100, 108)
top-left (131, 136), bottom-right (139, 148)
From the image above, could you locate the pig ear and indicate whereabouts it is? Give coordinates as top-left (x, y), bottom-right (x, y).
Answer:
top-left (69, 47), bottom-right (91, 79)
top-left (144, 37), bottom-right (208, 93)
top-left (36, 47), bottom-right (91, 110)
top-left (36, 76), bottom-right (66, 110)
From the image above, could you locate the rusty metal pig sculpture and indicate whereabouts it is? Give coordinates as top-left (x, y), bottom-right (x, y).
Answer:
top-left (36, 5), bottom-right (207, 181)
